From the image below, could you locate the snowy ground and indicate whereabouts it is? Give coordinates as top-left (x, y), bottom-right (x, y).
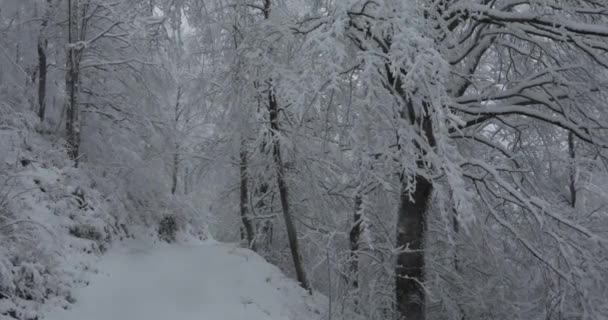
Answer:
top-left (44, 240), bottom-right (324, 320)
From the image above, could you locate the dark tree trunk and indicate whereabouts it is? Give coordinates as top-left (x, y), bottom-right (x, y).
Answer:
top-left (349, 194), bottom-right (363, 291)
top-left (262, 0), bottom-right (310, 292)
top-left (170, 87), bottom-right (183, 195)
top-left (568, 132), bottom-right (576, 208)
top-left (452, 211), bottom-right (461, 272)
top-left (170, 150), bottom-right (178, 194)
top-left (393, 94), bottom-right (436, 320)
top-left (37, 0), bottom-right (52, 122)
top-left (349, 194), bottom-right (364, 310)
top-left (240, 139), bottom-right (256, 250)
top-left (65, 0), bottom-right (81, 165)
top-left (65, 54), bottom-right (80, 164)
top-left (254, 177), bottom-right (273, 253)
top-left (37, 37), bottom-right (47, 121)
top-left (268, 88), bottom-right (310, 292)
top-left (395, 174), bottom-right (432, 320)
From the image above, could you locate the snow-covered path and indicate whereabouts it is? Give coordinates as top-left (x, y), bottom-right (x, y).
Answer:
top-left (45, 241), bottom-right (322, 320)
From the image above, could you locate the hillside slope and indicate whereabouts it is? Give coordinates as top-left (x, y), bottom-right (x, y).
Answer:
top-left (0, 105), bottom-right (207, 319)
top-left (0, 105), bottom-right (121, 319)
top-left (44, 241), bottom-right (325, 320)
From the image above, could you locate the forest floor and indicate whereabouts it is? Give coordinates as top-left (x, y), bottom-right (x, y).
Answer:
top-left (43, 240), bottom-right (324, 320)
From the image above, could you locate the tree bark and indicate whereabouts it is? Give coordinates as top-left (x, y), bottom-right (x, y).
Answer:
top-left (349, 194), bottom-right (364, 310)
top-left (452, 211), bottom-right (461, 272)
top-left (240, 139), bottom-right (256, 250)
top-left (568, 132), bottom-right (576, 208)
top-left (171, 87), bottom-right (183, 195)
top-left (65, 0), bottom-right (81, 165)
top-left (268, 87), bottom-right (311, 292)
top-left (394, 97), bottom-right (436, 320)
top-left (395, 174), bottom-right (432, 320)
top-left (556, 132), bottom-right (577, 320)
top-left (349, 194), bottom-right (363, 291)
top-left (65, 60), bottom-right (80, 164)
top-left (170, 150), bottom-right (179, 194)
top-left (37, 38), bottom-right (47, 122)
top-left (254, 176), bottom-right (272, 253)
top-left (262, 0), bottom-right (310, 292)
top-left (37, 2), bottom-right (49, 124)
top-left (184, 167), bottom-right (190, 195)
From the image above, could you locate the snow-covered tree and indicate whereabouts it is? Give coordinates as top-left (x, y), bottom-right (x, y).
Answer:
top-left (2, 0), bottom-right (608, 319)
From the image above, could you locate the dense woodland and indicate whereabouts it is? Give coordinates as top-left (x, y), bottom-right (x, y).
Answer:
top-left (2, 0), bottom-right (608, 319)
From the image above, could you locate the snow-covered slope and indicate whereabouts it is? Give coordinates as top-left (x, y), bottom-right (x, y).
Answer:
top-left (0, 104), bottom-right (120, 319)
top-left (44, 241), bottom-right (325, 320)
top-left (0, 106), bottom-right (209, 319)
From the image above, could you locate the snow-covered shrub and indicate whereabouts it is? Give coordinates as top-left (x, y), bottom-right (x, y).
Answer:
top-left (68, 224), bottom-right (108, 253)
top-left (13, 262), bottom-right (46, 302)
top-left (158, 215), bottom-right (178, 243)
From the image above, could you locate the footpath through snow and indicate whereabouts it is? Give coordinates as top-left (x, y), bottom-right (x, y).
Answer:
top-left (44, 241), bottom-right (324, 320)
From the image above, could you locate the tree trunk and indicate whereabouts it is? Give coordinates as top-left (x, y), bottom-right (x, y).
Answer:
top-left (240, 139), bottom-right (256, 250)
top-left (262, 0), bottom-right (310, 292)
top-left (65, 0), bottom-right (81, 165)
top-left (184, 167), bottom-right (189, 195)
top-left (171, 150), bottom-right (178, 194)
top-left (568, 132), bottom-right (576, 208)
top-left (452, 208), bottom-right (461, 272)
top-left (349, 194), bottom-right (363, 310)
top-left (395, 174), bottom-right (432, 320)
top-left (65, 61), bottom-right (80, 163)
top-left (268, 88), bottom-right (311, 292)
top-left (254, 176), bottom-right (272, 253)
top-left (171, 87), bottom-right (183, 195)
top-left (37, 38), bottom-right (47, 122)
top-left (394, 94), bottom-right (435, 319)
top-left (556, 132), bottom-right (577, 320)
top-left (349, 194), bottom-right (363, 291)
top-left (37, 0), bottom-right (52, 122)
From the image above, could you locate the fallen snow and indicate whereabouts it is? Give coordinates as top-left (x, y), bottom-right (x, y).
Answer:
top-left (44, 240), bottom-right (324, 320)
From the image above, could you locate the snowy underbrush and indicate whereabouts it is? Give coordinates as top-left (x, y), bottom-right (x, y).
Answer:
top-left (0, 104), bottom-right (113, 319)
top-left (0, 104), bottom-right (208, 319)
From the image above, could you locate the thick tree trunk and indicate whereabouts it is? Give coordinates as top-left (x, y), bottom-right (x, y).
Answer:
top-left (240, 139), bottom-right (256, 250)
top-left (394, 95), bottom-right (435, 319)
top-left (268, 88), bottom-right (310, 292)
top-left (395, 174), bottom-right (432, 320)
